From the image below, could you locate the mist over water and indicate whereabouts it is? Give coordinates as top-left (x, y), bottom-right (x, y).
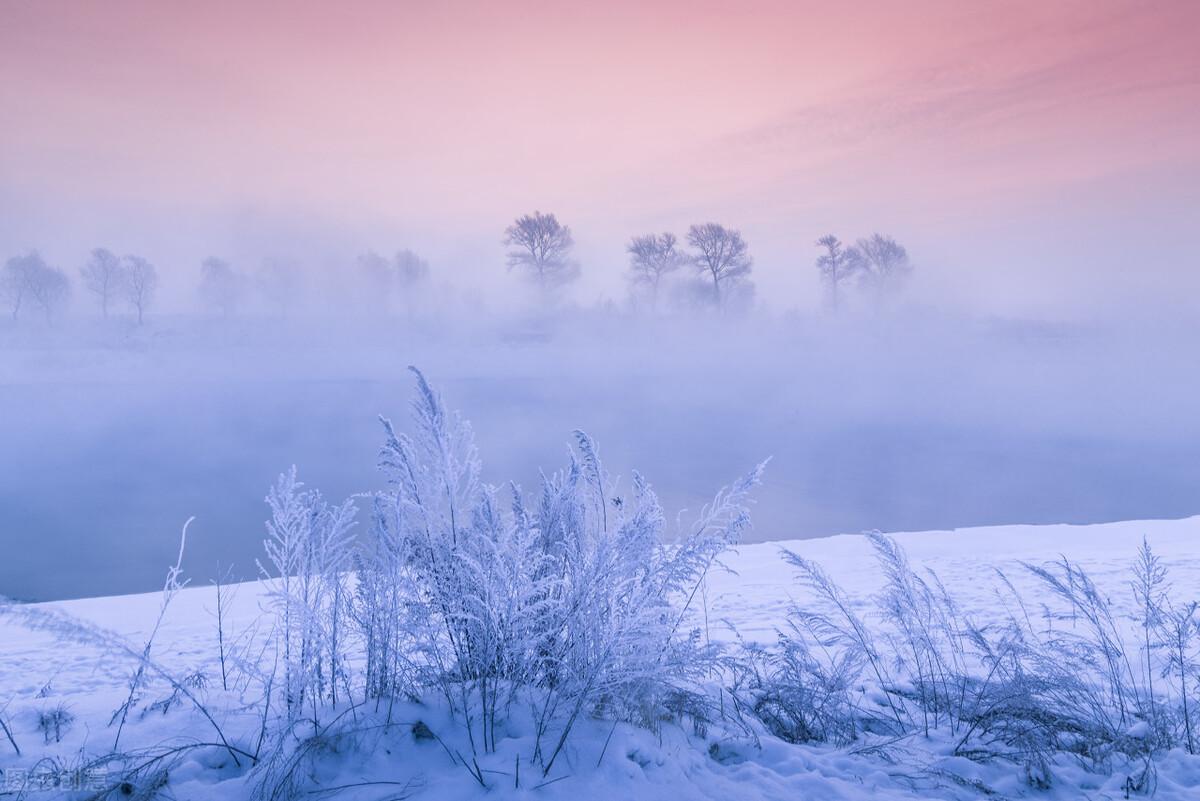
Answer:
top-left (2, 309), bottom-right (1197, 602)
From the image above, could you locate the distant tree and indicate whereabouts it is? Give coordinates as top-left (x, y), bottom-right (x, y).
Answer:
top-left (814, 235), bottom-right (862, 312)
top-left (686, 222), bottom-right (752, 307)
top-left (34, 264), bottom-right (71, 323)
top-left (199, 257), bottom-right (242, 318)
top-left (394, 249), bottom-right (430, 317)
top-left (853, 233), bottom-right (912, 298)
top-left (80, 248), bottom-right (124, 318)
top-left (1, 253), bottom-right (37, 321)
top-left (394, 249), bottom-right (430, 288)
top-left (627, 232), bottom-right (685, 311)
top-left (353, 249), bottom-right (430, 317)
top-left (2, 252), bottom-right (70, 323)
top-left (122, 255), bottom-right (158, 325)
top-left (503, 211), bottom-right (578, 291)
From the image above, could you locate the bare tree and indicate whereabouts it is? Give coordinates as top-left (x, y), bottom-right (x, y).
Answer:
top-left (199, 257), bottom-right (242, 318)
top-left (503, 211), bottom-right (578, 291)
top-left (627, 232), bottom-right (685, 311)
top-left (80, 248), bottom-right (124, 318)
top-left (32, 267), bottom-right (69, 324)
top-left (687, 222), bottom-right (752, 307)
top-left (854, 233), bottom-right (912, 298)
top-left (814, 235), bottom-right (862, 312)
top-left (2, 252), bottom-right (70, 323)
top-left (122, 255), bottom-right (158, 325)
top-left (1, 253), bottom-right (37, 321)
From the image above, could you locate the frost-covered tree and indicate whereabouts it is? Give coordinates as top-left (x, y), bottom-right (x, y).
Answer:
top-left (2, 252), bottom-right (69, 323)
top-left (504, 211), bottom-right (579, 292)
top-left (814, 235), bottom-right (861, 312)
top-left (853, 233), bottom-right (911, 299)
top-left (122, 255), bottom-right (158, 326)
top-left (198, 257), bottom-right (242, 318)
top-left (687, 223), bottom-right (752, 308)
top-left (627, 232), bottom-right (685, 311)
top-left (80, 248), bottom-right (124, 318)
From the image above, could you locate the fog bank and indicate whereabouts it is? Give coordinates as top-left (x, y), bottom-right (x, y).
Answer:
top-left (2, 308), bottom-right (1197, 601)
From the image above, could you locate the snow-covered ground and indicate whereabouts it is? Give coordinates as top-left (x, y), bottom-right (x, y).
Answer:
top-left (4, 516), bottom-right (1200, 800)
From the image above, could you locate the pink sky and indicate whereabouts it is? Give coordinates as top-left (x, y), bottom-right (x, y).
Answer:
top-left (2, 0), bottom-right (1198, 313)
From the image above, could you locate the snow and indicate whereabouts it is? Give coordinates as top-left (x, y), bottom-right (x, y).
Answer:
top-left (708, 516), bottom-right (1200, 646)
top-left (4, 515), bottom-right (1200, 800)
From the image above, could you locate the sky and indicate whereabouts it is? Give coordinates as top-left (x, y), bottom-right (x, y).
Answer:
top-left (1, 0), bottom-right (1198, 315)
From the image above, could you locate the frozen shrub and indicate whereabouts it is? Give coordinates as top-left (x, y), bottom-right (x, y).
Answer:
top-left (1156, 600), bottom-right (1199, 753)
top-left (37, 704), bottom-right (74, 744)
top-left (258, 468), bottom-right (357, 719)
top-left (866, 531), bottom-right (972, 735)
top-left (735, 624), bottom-right (862, 745)
top-left (776, 548), bottom-right (909, 734)
top-left (342, 367), bottom-right (765, 774)
top-left (527, 432), bottom-right (764, 772)
top-left (755, 534), bottom-right (1200, 789)
top-left (110, 519), bottom-right (192, 751)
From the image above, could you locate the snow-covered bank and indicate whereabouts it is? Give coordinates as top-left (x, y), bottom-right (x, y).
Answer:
top-left (4, 516), bottom-right (1200, 800)
top-left (711, 515), bottom-right (1200, 644)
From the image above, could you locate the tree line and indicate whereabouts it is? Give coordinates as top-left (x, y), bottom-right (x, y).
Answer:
top-left (504, 212), bottom-right (759, 312)
top-left (1, 214), bottom-right (911, 324)
top-left (0, 249), bottom-right (157, 325)
top-left (504, 211), bottom-right (911, 313)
